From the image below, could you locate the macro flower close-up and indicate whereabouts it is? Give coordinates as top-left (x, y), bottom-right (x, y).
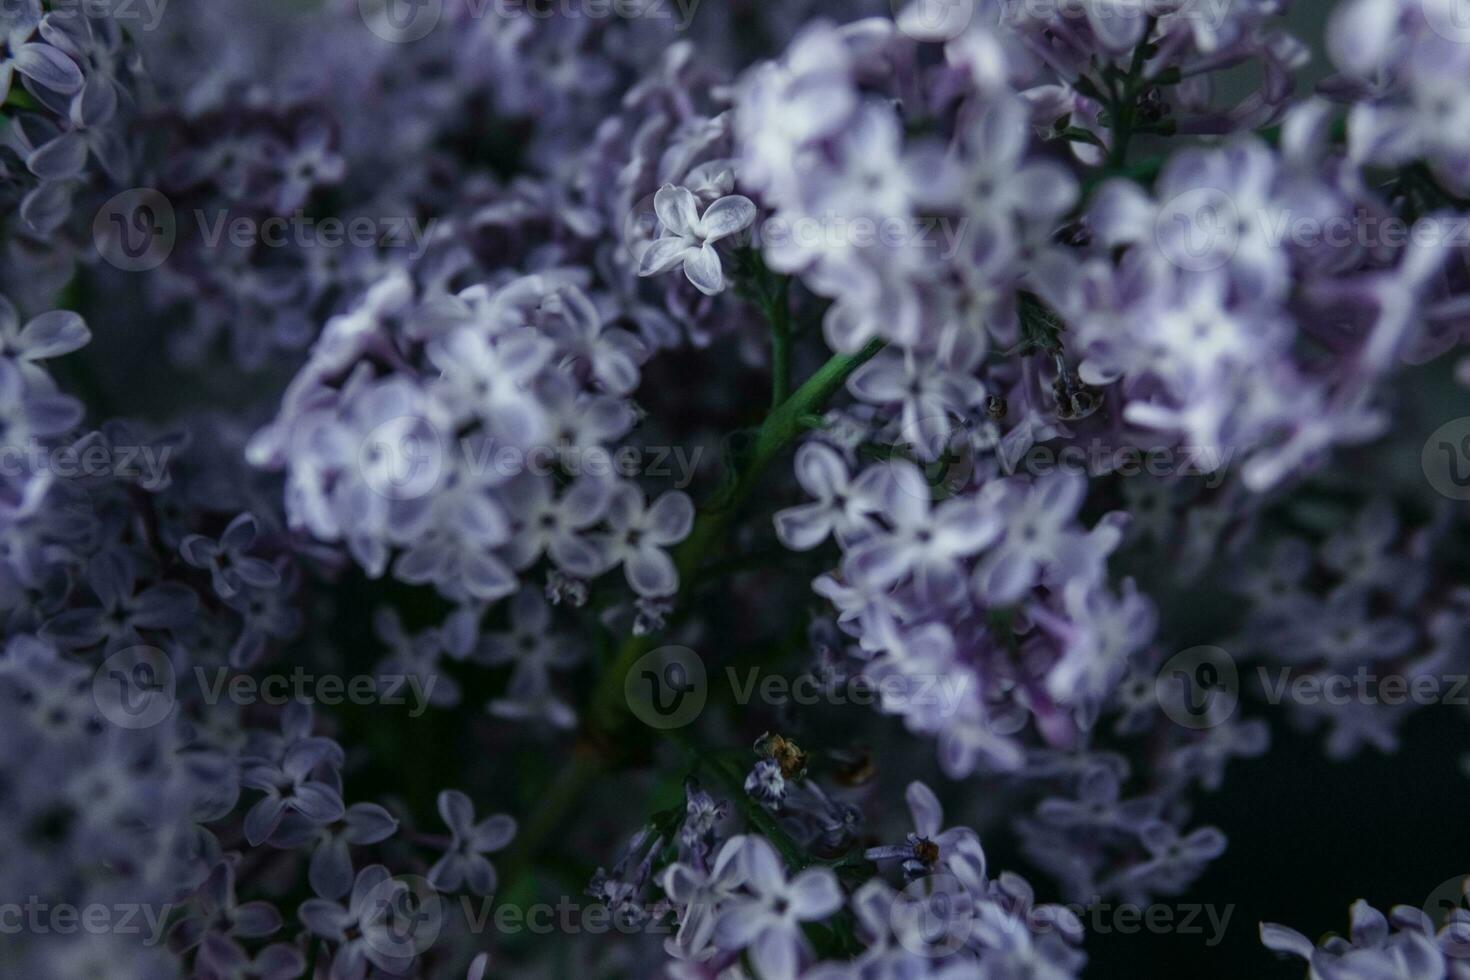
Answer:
top-left (7, 0), bottom-right (1470, 978)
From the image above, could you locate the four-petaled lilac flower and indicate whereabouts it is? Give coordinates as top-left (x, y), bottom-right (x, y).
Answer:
top-left (638, 184), bottom-right (757, 296)
top-left (194, 935), bottom-right (305, 980)
top-left (972, 471), bottom-right (1089, 607)
top-left (773, 442), bottom-right (881, 551)
top-left (598, 484), bottom-right (694, 598)
top-left (272, 801), bottom-right (401, 901)
top-left (478, 587), bottom-right (582, 729)
top-left (169, 860), bottom-right (283, 961)
top-left (715, 835), bottom-right (843, 980)
top-left (503, 473), bottom-right (611, 579)
top-left (426, 790), bottom-right (517, 895)
top-left (298, 864), bottom-right (418, 980)
top-left (844, 460), bottom-right (1000, 608)
top-left (40, 549), bottom-right (197, 652)
top-left (241, 738), bottom-right (346, 846)
top-left (181, 512), bottom-right (282, 599)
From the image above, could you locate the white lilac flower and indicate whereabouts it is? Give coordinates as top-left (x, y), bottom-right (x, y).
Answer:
top-left (772, 442), bottom-right (882, 551)
top-left (597, 483), bottom-right (695, 598)
top-left (971, 471), bottom-right (1090, 607)
top-left (846, 329), bottom-right (988, 462)
top-left (503, 472), bottom-right (611, 579)
top-left (637, 184), bottom-right (757, 296)
top-left (426, 327), bottom-right (555, 448)
top-left (425, 790), bottom-right (517, 895)
top-left (0, 1), bottom-right (83, 103)
top-left (661, 835), bottom-right (745, 962)
top-left (843, 459), bottom-right (1001, 609)
top-left (714, 835), bottom-right (843, 980)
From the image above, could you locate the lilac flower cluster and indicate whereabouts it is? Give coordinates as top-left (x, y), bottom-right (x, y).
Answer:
top-left (4, 0), bottom-right (1470, 976)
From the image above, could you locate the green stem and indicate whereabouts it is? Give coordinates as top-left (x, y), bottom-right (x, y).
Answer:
top-left (590, 337), bottom-right (883, 729)
top-left (1105, 19), bottom-right (1156, 170)
top-left (768, 279), bottom-right (792, 409)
